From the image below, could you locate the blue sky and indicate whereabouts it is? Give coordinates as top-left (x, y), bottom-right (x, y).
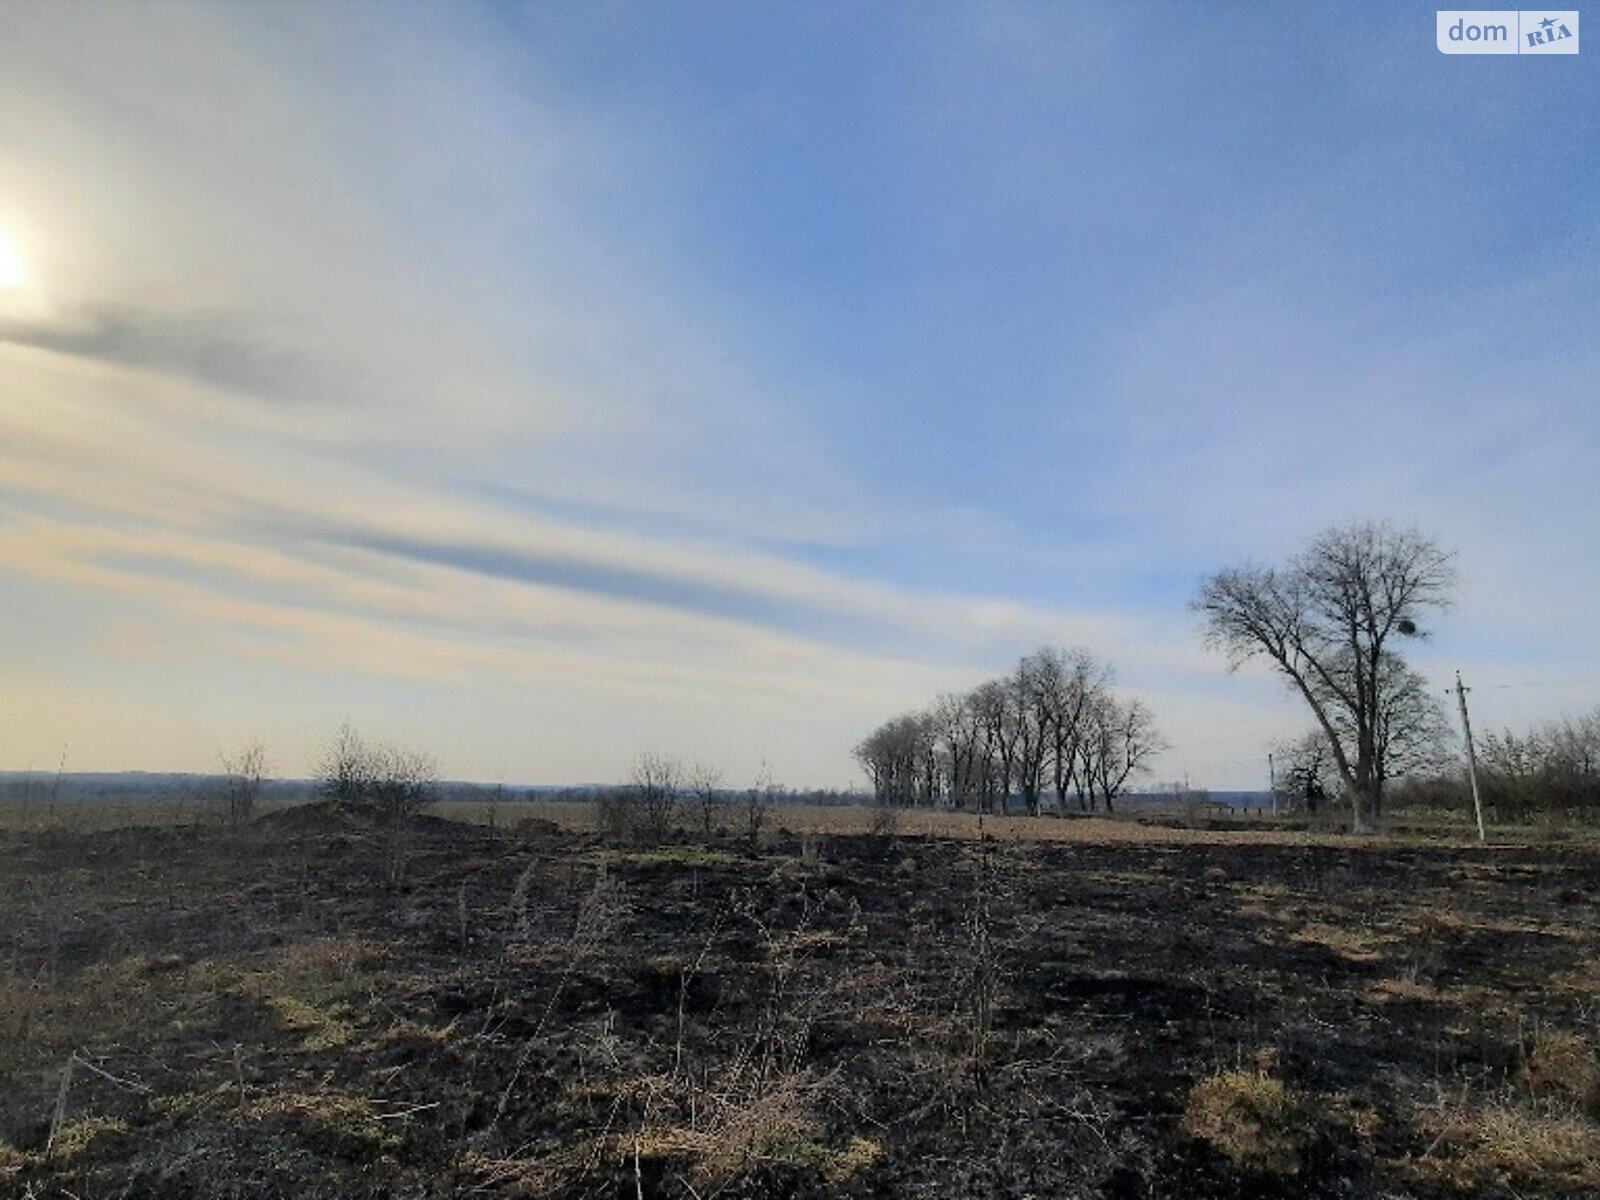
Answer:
top-left (0, 2), bottom-right (1595, 788)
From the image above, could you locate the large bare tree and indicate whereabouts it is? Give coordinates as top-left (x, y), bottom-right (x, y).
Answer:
top-left (1034, 647), bottom-right (1109, 813)
top-left (1193, 521), bottom-right (1455, 830)
top-left (854, 712), bottom-right (936, 807)
top-left (930, 692), bottom-right (987, 811)
top-left (1074, 693), bottom-right (1164, 812)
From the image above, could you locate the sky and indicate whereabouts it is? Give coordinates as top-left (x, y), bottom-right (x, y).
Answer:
top-left (0, 2), bottom-right (1595, 790)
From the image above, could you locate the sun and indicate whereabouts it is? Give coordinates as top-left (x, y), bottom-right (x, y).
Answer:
top-left (0, 231), bottom-right (25, 291)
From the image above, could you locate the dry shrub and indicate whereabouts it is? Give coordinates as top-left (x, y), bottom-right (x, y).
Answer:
top-left (1181, 1070), bottom-right (1306, 1175)
top-left (636, 1070), bottom-right (835, 1190)
top-left (1413, 908), bottom-right (1469, 938)
top-left (1524, 1031), bottom-right (1600, 1113)
top-left (594, 787), bottom-right (630, 841)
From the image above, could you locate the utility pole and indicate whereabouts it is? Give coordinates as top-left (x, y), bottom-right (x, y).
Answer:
top-left (1268, 751), bottom-right (1278, 818)
top-left (1453, 671), bottom-right (1487, 844)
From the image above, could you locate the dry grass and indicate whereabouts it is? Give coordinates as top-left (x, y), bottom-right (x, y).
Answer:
top-left (1408, 1103), bottom-right (1600, 1193)
top-left (1411, 908), bottom-right (1471, 938)
top-left (48, 1114), bottom-right (129, 1160)
top-left (1552, 958), bottom-right (1600, 997)
top-left (8, 794), bottom-right (1593, 853)
top-left (1289, 921), bottom-right (1390, 962)
top-left (0, 796), bottom-right (213, 832)
top-left (439, 799), bottom-right (1422, 848)
top-left (263, 993), bottom-right (354, 1052)
top-left (0, 793), bottom-right (1400, 847)
top-left (241, 1091), bottom-right (398, 1159)
top-left (1369, 977), bottom-right (1441, 1003)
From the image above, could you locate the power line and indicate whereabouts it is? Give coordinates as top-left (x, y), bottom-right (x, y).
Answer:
top-left (1472, 675), bottom-right (1600, 691)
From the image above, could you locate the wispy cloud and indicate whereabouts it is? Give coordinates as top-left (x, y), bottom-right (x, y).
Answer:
top-left (0, 304), bottom-right (338, 406)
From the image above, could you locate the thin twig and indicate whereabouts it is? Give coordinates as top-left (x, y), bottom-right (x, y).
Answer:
top-left (69, 1053), bottom-right (152, 1094)
top-left (372, 1101), bottom-right (442, 1121)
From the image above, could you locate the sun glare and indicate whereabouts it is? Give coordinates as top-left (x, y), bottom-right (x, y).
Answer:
top-left (0, 231), bottom-right (25, 291)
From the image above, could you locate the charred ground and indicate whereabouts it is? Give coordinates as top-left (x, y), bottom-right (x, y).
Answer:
top-left (3, 808), bottom-right (1599, 1198)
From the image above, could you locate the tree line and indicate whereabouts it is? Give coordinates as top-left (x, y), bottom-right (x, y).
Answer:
top-left (1477, 708), bottom-right (1600, 819)
top-left (1388, 705), bottom-right (1600, 823)
top-left (854, 646), bottom-right (1164, 815)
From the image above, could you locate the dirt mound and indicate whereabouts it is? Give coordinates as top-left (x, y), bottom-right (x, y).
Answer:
top-left (254, 799), bottom-right (376, 835)
top-left (255, 801), bottom-right (473, 839)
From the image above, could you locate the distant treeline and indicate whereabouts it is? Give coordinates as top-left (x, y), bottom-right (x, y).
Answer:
top-left (0, 771), bottom-right (868, 809)
top-left (0, 773), bottom-right (313, 802)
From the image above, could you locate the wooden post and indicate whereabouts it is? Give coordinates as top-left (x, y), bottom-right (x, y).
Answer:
top-left (1454, 671), bottom-right (1487, 844)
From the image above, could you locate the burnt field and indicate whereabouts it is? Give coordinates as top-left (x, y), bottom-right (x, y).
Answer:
top-left (3, 809), bottom-right (1600, 1198)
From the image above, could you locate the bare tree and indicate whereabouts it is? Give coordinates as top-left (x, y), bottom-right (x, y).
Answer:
top-left (1034, 646), bottom-right (1110, 814)
top-left (1193, 521), bottom-right (1455, 830)
top-left (315, 724), bottom-right (438, 888)
top-left (316, 723), bottom-right (438, 821)
top-left (366, 743), bottom-right (440, 822)
top-left (744, 763), bottom-right (780, 848)
top-left (1274, 730), bottom-right (1337, 812)
top-left (218, 740), bottom-right (268, 827)
top-left (929, 693), bottom-right (974, 809)
top-left (318, 722), bottom-right (370, 809)
top-left (1366, 657), bottom-right (1453, 788)
top-left (632, 752), bottom-right (681, 843)
top-left (854, 712), bottom-right (936, 808)
top-left (1076, 694), bottom-right (1164, 811)
top-left (1012, 653), bottom-right (1053, 816)
top-left (970, 679), bottom-right (1019, 815)
top-left (1542, 709), bottom-right (1600, 815)
top-left (687, 761), bottom-right (724, 837)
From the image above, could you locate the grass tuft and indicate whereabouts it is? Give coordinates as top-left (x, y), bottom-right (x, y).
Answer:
top-left (1181, 1069), bottom-right (1306, 1175)
top-left (50, 1115), bottom-right (129, 1160)
top-left (1524, 1030), bottom-right (1600, 1113)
